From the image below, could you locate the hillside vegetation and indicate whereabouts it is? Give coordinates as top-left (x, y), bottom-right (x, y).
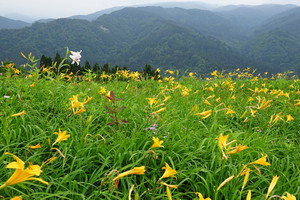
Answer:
top-left (0, 53), bottom-right (299, 199)
top-left (0, 5), bottom-right (300, 74)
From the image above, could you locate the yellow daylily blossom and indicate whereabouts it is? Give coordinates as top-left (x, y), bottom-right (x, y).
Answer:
top-left (146, 98), bottom-right (158, 106)
top-left (217, 175), bottom-right (235, 191)
top-left (113, 166), bottom-right (145, 181)
top-left (281, 192), bottom-right (297, 200)
top-left (259, 100), bottom-right (271, 109)
top-left (74, 106), bottom-right (86, 115)
top-left (83, 97), bottom-right (92, 104)
top-left (239, 165), bottom-right (251, 190)
top-left (246, 190), bottom-right (251, 200)
top-left (193, 110), bottom-right (212, 119)
top-left (160, 181), bottom-right (178, 189)
top-left (10, 196), bottom-right (22, 200)
top-left (228, 144), bottom-right (248, 154)
top-left (204, 99), bottom-right (212, 106)
top-left (53, 129), bottom-right (70, 145)
top-left (216, 133), bottom-right (228, 150)
top-left (226, 108), bottom-right (236, 115)
top-left (99, 87), bottom-right (106, 95)
top-left (0, 153), bottom-right (48, 189)
top-left (159, 162), bottom-right (177, 180)
top-left (195, 192), bottom-right (212, 200)
top-left (11, 111), bottom-right (26, 117)
top-left (265, 176), bottom-right (279, 199)
top-left (151, 107), bottom-right (166, 115)
top-left (250, 155), bottom-right (271, 166)
top-left (71, 101), bottom-right (83, 109)
top-left (269, 112), bottom-right (284, 124)
top-left (28, 144), bottom-right (42, 149)
top-left (286, 114), bottom-right (294, 122)
top-left (191, 104), bottom-right (199, 112)
top-left (293, 100), bottom-right (300, 106)
top-left (150, 137), bottom-right (164, 148)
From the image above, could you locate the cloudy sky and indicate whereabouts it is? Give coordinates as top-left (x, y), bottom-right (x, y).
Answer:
top-left (2, 0), bottom-right (300, 20)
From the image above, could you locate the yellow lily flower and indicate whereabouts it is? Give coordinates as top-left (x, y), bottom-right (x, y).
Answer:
top-left (239, 165), bottom-right (251, 190)
top-left (265, 176), bottom-right (279, 199)
top-left (286, 114), bottom-right (294, 122)
top-left (11, 111), bottom-right (26, 117)
top-left (0, 153), bottom-right (48, 190)
top-left (228, 144), bottom-right (248, 154)
top-left (193, 110), bottom-right (212, 119)
top-left (217, 175), bottom-right (235, 191)
top-left (281, 192), bottom-right (297, 200)
top-left (294, 100), bottom-right (300, 106)
top-left (204, 99), bottom-right (212, 106)
top-left (52, 129), bottom-right (70, 145)
top-left (146, 98), bottom-right (158, 107)
top-left (150, 137), bottom-right (164, 148)
top-left (113, 166), bottom-right (145, 181)
top-left (99, 87), bottom-right (106, 95)
top-left (246, 190), bottom-right (251, 200)
top-left (83, 97), bottom-right (92, 104)
top-left (150, 107), bottom-right (166, 115)
top-left (216, 133), bottom-right (228, 150)
top-left (10, 196), bottom-right (22, 200)
top-left (160, 181), bottom-right (178, 189)
top-left (195, 192), bottom-right (212, 200)
top-left (250, 155), bottom-right (271, 166)
top-left (159, 162), bottom-right (177, 180)
top-left (74, 106), bottom-right (86, 115)
top-left (226, 108), bottom-right (236, 115)
top-left (28, 144), bottom-right (42, 149)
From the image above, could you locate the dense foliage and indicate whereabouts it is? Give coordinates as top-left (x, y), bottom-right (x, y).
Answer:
top-left (0, 53), bottom-right (299, 199)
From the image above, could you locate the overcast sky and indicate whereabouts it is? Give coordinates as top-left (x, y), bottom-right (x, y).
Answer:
top-left (1, 0), bottom-right (300, 20)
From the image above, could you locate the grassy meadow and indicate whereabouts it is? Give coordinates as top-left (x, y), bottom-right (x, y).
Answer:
top-left (0, 54), bottom-right (299, 200)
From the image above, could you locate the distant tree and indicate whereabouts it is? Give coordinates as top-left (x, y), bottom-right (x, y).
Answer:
top-left (142, 64), bottom-right (156, 79)
top-left (83, 60), bottom-right (91, 71)
top-left (93, 63), bottom-right (100, 74)
top-left (40, 55), bottom-right (52, 68)
top-left (111, 65), bottom-right (121, 74)
top-left (54, 52), bottom-right (62, 64)
top-left (101, 63), bottom-right (110, 73)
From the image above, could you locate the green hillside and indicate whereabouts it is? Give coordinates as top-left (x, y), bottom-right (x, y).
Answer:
top-left (1, 5), bottom-right (300, 74)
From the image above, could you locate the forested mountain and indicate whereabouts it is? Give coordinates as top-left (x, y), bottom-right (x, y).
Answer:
top-left (0, 5), bottom-right (299, 74)
top-left (215, 4), bottom-right (297, 37)
top-left (0, 16), bottom-right (30, 29)
top-left (243, 6), bottom-right (300, 73)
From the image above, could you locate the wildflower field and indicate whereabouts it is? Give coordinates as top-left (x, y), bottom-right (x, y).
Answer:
top-left (0, 52), bottom-right (299, 200)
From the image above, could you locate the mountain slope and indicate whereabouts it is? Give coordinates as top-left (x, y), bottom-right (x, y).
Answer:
top-left (215, 4), bottom-right (297, 36)
top-left (0, 7), bottom-right (255, 73)
top-left (254, 6), bottom-right (300, 38)
top-left (0, 16), bottom-right (30, 29)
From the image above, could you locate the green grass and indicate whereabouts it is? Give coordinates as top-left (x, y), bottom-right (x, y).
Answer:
top-left (0, 71), bottom-right (299, 200)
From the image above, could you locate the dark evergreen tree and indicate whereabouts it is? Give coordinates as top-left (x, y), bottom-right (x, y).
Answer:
top-left (101, 63), bottom-right (110, 73)
top-left (93, 63), bottom-right (100, 74)
top-left (40, 55), bottom-right (52, 68)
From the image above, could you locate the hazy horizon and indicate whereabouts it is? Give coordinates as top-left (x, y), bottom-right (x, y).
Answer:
top-left (1, 0), bottom-right (300, 22)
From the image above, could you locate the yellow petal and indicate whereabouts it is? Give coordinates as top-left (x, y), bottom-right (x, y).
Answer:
top-left (159, 162), bottom-right (177, 180)
top-left (113, 166), bottom-right (145, 181)
top-left (217, 175), bottom-right (235, 191)
top-left (11, 110), bottom-right (26, 117)
top-left (265, 176), bottom-right (279, 199)
top-left (250, 155), bottom-right (271, 166)
top-left (28, 144), bottom-right (42, 149)
top-left (150, 137), bottom-right (164, 148)
top-left (246, 190), bottom-right (251, 200)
